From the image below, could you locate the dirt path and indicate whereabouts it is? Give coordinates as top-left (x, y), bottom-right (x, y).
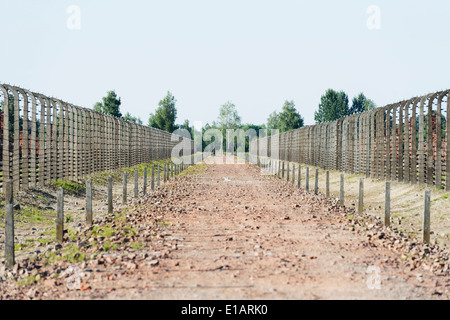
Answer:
top-left (2, 158), bottom-right (449, 300)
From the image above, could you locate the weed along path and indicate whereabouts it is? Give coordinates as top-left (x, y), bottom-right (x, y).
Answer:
top-left (1, 157), bottom-right (450, 300)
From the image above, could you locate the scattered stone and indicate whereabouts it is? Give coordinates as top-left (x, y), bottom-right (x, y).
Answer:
top-left (148, 260), bottom-right (159, 267)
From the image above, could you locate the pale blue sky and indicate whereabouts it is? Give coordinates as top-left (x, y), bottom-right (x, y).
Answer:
top-left (1, 0), bottom-right (449, 126)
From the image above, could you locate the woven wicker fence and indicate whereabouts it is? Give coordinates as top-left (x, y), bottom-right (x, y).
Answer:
top-left (0, 84), bottom-right (192, 191)
top-left (252, 90), bottom-right (450, 190)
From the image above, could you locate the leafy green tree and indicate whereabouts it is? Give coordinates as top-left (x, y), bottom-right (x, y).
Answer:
top-left (314, 89), bottom-right (349, 124)
top-left (178, 119), bottom-right (193, 139)
top-left (364, 98), bottom-right (376, 112)
top-left (148, 91), bottom-right (178, 132)
top-left (93, 102), bottom-right (103, 113)
top-left (349, 93), bottom-right (376, 115)
top-left (267, 101), bottom-right (304, 133)
top-left (217, 101), bottom-right (241, 130)
top-left (241, 123), bottom-right (266, 152)
top-left (123, 112), bottom-right (143, 125)
top-left (277, 100), bottom-right (304, 132)
top-left (94, 90), bottom-right (122, 118)
top-left (267, 111), bottom-right (279, 132)
top-left (215, 101), bottom-right (242, 153)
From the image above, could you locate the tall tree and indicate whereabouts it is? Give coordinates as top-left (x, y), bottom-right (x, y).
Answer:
top-left (123, 112), bottom-right (143, 125)
top-left (266, 101), bottom-right (304, 133)
top-left (267, 111), bottom-right (279, 132)
top-left (217, 101), bottom-right (241, 130)
top-left (94, 90), bottom-right (122, 118)
top-left (211, 101), bottom-right (243, 153)
top-left (178, 119), bottom-right (193, 139)
top-left (364, 98), bottom-right (376, 112)
top-left (314, 89), bottom-right (349, 124)
top-left (148, 91), bottom-right (178, 132)
top-left (349, 93), bottom-right (376, 115)
top-left (277, 100), bottom-right (304, 132)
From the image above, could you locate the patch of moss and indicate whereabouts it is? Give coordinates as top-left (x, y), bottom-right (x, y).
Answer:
top-left (177, 163), bottom-right (207, 177)
top-left (48, 244), bottom-right (86, 264)
top-left (52, 180), bottom-right (86, 196)
top-left (14, 243), bottom-right (29, 251)
top-left (131, 242), bottom-right (144, 250)
top-left (16, 207), bottom-right (55, 225)
top-left (17, 274), bottom-right (41, 287)
top-left (89, 225), bottom-right (116, 239)
top-left (37, 238), bottom-right (52, 246)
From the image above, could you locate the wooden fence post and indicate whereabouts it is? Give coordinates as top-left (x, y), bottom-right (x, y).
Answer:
top-left (163, 164), bottom-right (166, 183)
top-left (292, 164), bottom-right (296, 184)
top-left (86, 179), bottom-right (93, 226)
top-left (306, 167), bottom-right (310, 191)
top-left (314, 169), bottom-right (319, 195)
top-left (122, 172), bottom-right (127, 204)
top-left (157, 165), bottom-right (160, 187)
top-left (286, 163), bottom-right (290, 181)
top-left (339, 174), bottom-right (344, 207)
top-left (143, 167), bottom-right (148, 195)
top-left (326, 171), bottom-right (330, 198)
top-left (358, 178), bottom-right (364, 214)
top-left (297, 165), bottom-right (301, 188)
top-left (168, 163), bottom-right (171, 180)
top-left (385, 182), bottom-right (390, 226)
top-left (5, 180), bottom-right (15, 269)
top-left (134, 169), bottom-right (139, 197)
top-left (108, 176), bottom-right (113, 214)
top-left (423, 189), bottom-right (431, 244)
top-left (56, 188), bottom-right (64, 244)
top-left (151, 165), bottom-right (155, 191)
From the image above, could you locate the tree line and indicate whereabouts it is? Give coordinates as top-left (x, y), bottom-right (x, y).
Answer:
top-left (90, 88), bottom-right (377, 152)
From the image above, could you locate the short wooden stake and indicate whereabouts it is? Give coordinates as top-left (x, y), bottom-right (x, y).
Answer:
top-left (326, 171), bottom-right (330, 198)
top-left (5, 180), bottom-right (15, 269)
top-left (56, 187), bottom-right (64, 244)
top-left (157, 165), bottom-right (160, 187)
top-left (151, 165), bottom-right (155, 191)
top-left (86, 179), bottom-right (93, 226)
top-left (385, 182), bottom-right (390, 226)
top-left (163, 164), bottom-right (167, 183)
top-left (122, 172), bottom-right (127, 204)
top-left (108, 176), bottom-right (113, 214)
top-left (423, 189), bottom-right (431, 244)
top-left (292, 164), bottom-right (296, 184)
top-left (134, 169), bottom-right (139, 197)
top-left (358, 178), bottom-right (364, 214)
top-left (306, 167), bottom-right (310, 191)
top-left (143, 167), bottom-right (148, 195)
top-left (314, 169), bottom-right (319, 195)
top-left (339, 173), bottom-right (344, 207)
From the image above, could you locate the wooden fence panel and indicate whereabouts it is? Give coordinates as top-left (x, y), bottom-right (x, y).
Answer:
top-left (250, 89), bottom-right (450, 191)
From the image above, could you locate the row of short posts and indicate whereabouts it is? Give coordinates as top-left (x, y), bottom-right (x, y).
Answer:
top-left (259, 158), bottom-right (433, 246)
top-left (3, 162), bottom-right (189, 270)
